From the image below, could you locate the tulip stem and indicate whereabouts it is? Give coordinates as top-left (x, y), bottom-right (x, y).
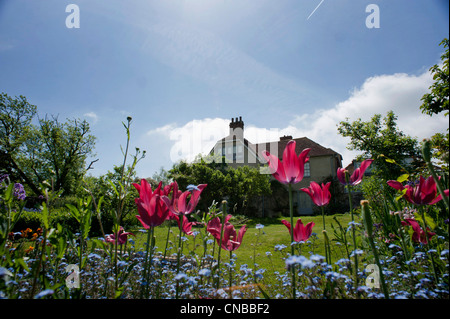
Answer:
top-left (141, 226), bottom-right (154, 299)
top-left (288, 183), bottom-right (296, 299)
top-left (176, 215), bottom-right (184, 299)
top-left (321, 206), bottom-right (331, 265)
top-left (216, 201), bottom-right (227, 290)
top-left (229, 250), bottom-right (233, 298)
top-left (345, 173), bottom-right (359, 288)
top-left (420, 207), bottom-right (439, 284)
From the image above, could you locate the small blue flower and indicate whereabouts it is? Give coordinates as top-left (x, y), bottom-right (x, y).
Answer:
top-left (175, 272), bottom-right (188, 281)
top-left (199, 268), bottom-right (211, 277)
top-left (186, 184), bottom-right (200, 192)
top-left (255, 224), bottom-right (264, 229)
top-left (350, 249), bottom-right (364, 257)
top-left (274, 244), bottom-right (287, 251)
top-left (34, 289), bottom-right (54, 299)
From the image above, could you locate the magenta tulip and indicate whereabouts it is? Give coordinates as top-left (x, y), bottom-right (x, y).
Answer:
top-left (161, 183), bottom-right (207, 216)
top-left (300, 181), bottom-right (331, 207)
top-left (173, 214), bottom-right (198, 236)
top-left (207, 214), bottom-right (247, 251)
top-left (262, 140), bottom-right (310, 185)
top-left (207, 214), bottom-right (232, 239)
top-left (281, 219), bottom-right (315, 242)
top-left (401, 218), bottom-right (435, 244)
top-left (105, 226), bottom-right (135, 245)
top-left (387, 176), bottom-right (448, 206)
top-left (133, 179), bottom-right (170, 228)
top-left (337, 159), bottom-right (373, 186)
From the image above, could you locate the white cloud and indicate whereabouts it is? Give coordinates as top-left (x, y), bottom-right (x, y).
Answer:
top-left (287, 70), bottom-right (448, 166)
top-left (144, 118), bottom-right (229, 165)
top-left (84, 112), bottom-right (99, 124)
top-left (141, 69), bottom-right (448, 176)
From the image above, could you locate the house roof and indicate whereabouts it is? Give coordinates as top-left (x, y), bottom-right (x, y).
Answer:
top-left (253, 137), bottom-right (342, 160)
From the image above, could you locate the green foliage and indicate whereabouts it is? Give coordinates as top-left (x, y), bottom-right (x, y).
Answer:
top-left (420, 38), bottom-right (449, 117)
top-left (168, 157), bottom-right (272, 215)
top-left (0, 93), bottom-right (96, 196)
top-left (338, 111), bottom-right (421, 180)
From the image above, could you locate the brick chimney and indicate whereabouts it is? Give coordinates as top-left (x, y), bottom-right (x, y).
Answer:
top-left (229, 116), bottom-right (244, 141)
top-left (280, 135), bottom-right (293, 141)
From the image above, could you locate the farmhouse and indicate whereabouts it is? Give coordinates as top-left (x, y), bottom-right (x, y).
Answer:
top-left (209, 117), bottom-right (343, 216)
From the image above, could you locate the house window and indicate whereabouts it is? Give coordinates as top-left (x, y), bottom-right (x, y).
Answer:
top-left (304, 162), bottom-right (310, 177)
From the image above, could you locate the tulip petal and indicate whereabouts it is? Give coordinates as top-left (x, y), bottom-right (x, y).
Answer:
top-left (283, 141), bottom-right (300, 184)
top-left (337, 168), bottom-right (347, 185)
top-left (294, 148), bottom-right (310, 183)
top-left (263, 150), bottom-right (287, 184)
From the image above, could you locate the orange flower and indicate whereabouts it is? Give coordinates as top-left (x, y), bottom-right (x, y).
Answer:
top-left (25, 246), bottom-right (34, 253)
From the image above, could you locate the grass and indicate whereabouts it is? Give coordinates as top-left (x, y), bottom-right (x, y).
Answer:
top-left (130, 213), bottom-right (353, 286)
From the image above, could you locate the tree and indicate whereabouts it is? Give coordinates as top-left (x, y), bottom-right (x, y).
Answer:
top-left (167, 157), bottom-right (272, 215)
top-left (420, 38), bottom-right (449, 117)
top-left (420, 38), bottom-right (449, 172)
top-left (1, 92), bottom-right (96, 196)
top-left (0, 93), bottom-right (40, 194)
top-left (337, 111), bottom-right (420, 180)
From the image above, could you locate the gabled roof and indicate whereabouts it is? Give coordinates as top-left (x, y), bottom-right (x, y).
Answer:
top-left (253, 137), bottom-right (342, 160)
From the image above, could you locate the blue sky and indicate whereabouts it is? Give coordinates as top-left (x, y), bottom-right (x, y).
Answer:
top-left (0, 0), bottom-right (449, 178)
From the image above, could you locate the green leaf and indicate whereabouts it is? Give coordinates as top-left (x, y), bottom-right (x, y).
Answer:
top-left (15, 257), bottom-right (30, 272)
top-left (3, 183), bottom-right (14, 203)
top-left (396, 174), bottom-right (409, 183)
top-left (385, 158), bottom-right (396, 164)
top-left (257, 284), bottom-right (271, 299)
top-left (41, 203), bottom-right (50, 229)
top-left (66, 204), bottom-right (81, 223)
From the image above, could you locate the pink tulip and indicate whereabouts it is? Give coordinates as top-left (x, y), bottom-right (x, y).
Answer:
top-left (161, 183), bottom-right (207, 216)
top-left (281, 219), bottom-right (315, 242)
top-left (206, 214), bottom-right (232, 239)
top-left (387, 176), bottom-right (448, 206)
top-left (173, 214), bottom-right (198, 236)
top-left (262, 140), bottom-right (310, 185)
top-left (337, 159), bottom-right (373, 186)
top-left (207, 214), bottom-right (247, 251)
top-left (300, 181), bottom-right (331, 207)
top-left (133, 179), bottom-right (170, 228)
top-left (105, 227), bottom-right (135, 245)
top-left (401, 218), bottom-right (435, 244)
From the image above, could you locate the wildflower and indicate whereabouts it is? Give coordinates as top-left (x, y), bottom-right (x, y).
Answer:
top-left (25, 246), bottom-right (34, 254)
top-left (199, 268), bottom-right (211, 277)
top-left (387, 176), bottom-right (448, 206)
top-left (274, 244), bottom-right (287, 251)
top-left (133, 179), bottom-right (171, 228)
top-left (349, 249), bottom-right (364, 257)
top-left (401, 219), bottom-right (435, 244)
top-left (13, 183), bottom-right (26, 200)
top-left (34, 289), bottom-right (54, 299)
top-left (255, 224), bottom-right (264, 229)
top-left (285, 255), bottom-right (315, 269)
top-left (300, 181), bottom-right (331, 207)
top-left (105, 226), bottom-right (135, 245)
top-left (281, 219), bottom-right (315, 243)
top-left (175, 273), bottom-right (188, 281)
top-left (337, 159), bottom-right (373, 186)
top-left (262, 140), bottom-right (310, 185)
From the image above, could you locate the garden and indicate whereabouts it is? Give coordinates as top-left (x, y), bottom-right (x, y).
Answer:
top-left (0, 135), bottom-right (449, 300)
top-left (0, 39), bottom-right (449, 301)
